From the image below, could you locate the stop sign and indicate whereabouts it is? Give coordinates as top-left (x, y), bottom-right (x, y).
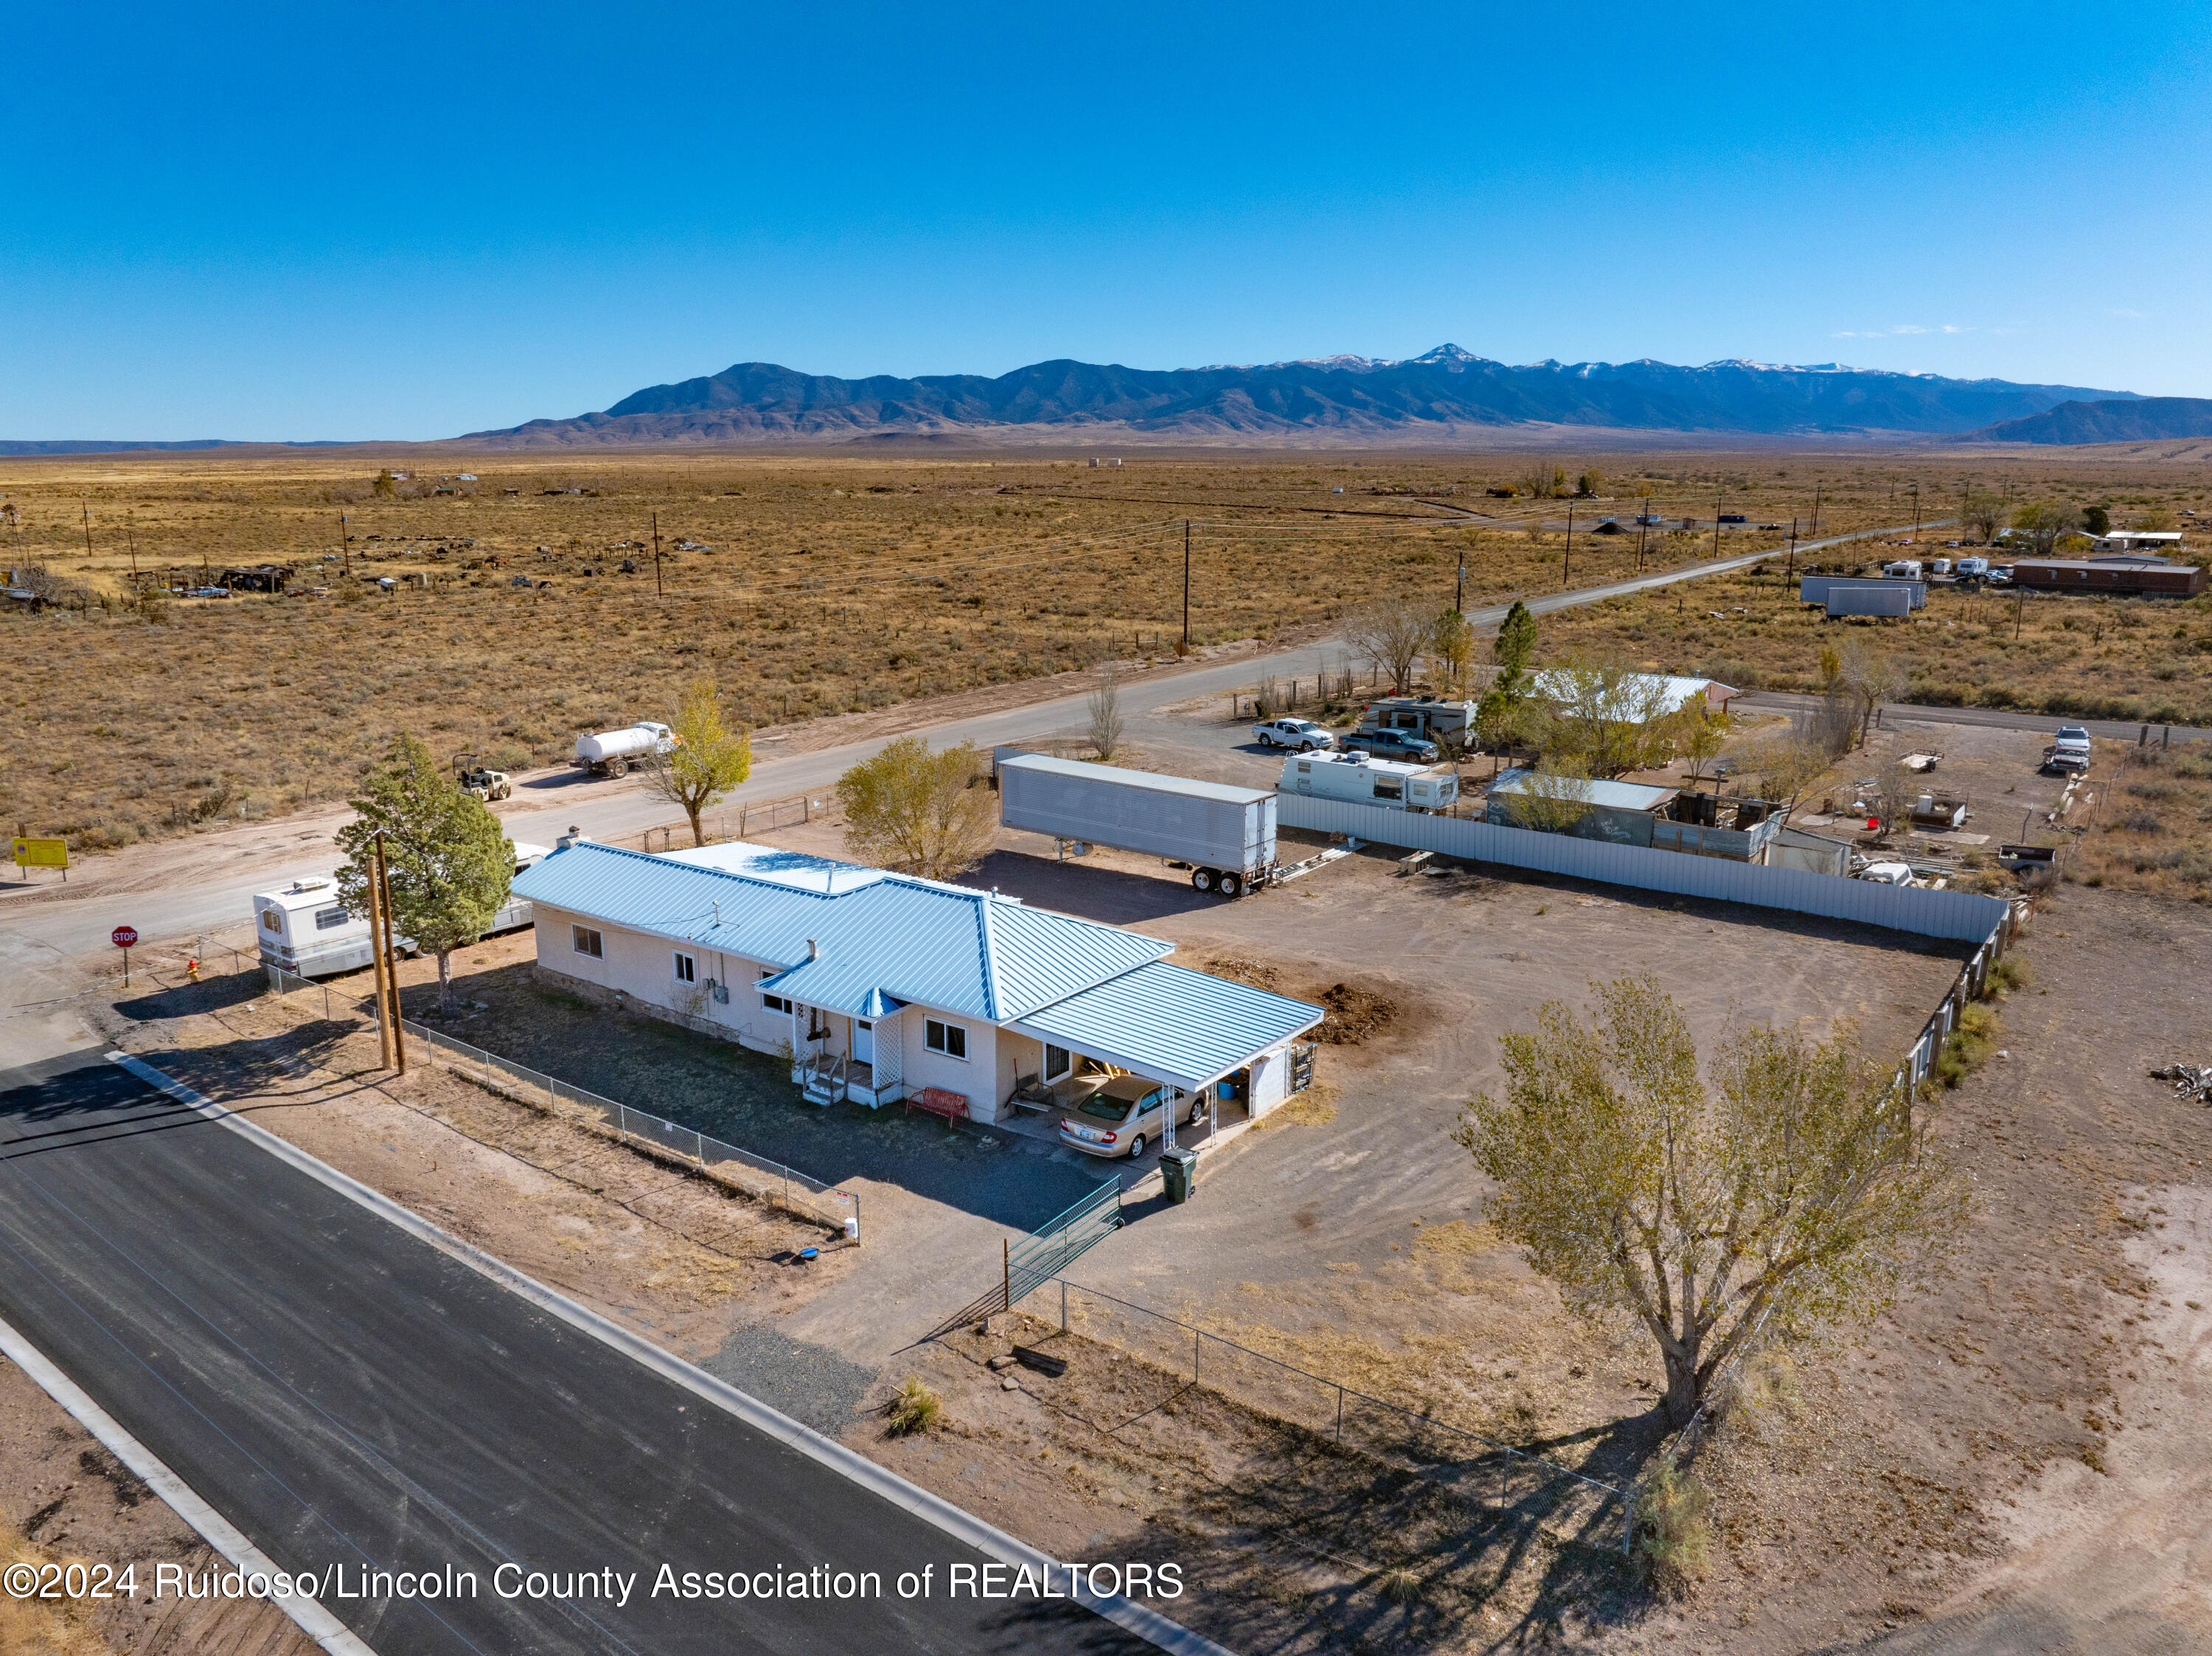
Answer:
top-left (111, 925), bottom-right (138, 949)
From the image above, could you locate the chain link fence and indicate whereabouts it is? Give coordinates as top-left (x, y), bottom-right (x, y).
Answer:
top-left (260, 962), bottom-right (855, 1234)
top-left (1046, 1278), bottom-right (1633, 1553)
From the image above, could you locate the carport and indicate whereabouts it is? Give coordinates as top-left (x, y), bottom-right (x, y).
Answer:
top-left (1005, 961), bottom-right (1324, 1152)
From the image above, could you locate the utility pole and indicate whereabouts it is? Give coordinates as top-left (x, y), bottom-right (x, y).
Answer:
top-left (1454, 553), bottom-right (1464, 614)
top-left (1786, 517), bottom-right (1798, 578)
top-left (1710, 481), bottom-right (1723, 559)
top-left (1810, 482), bottom-right (1822, 538)
top-left (1636, 499), bottom-right (1650, 571)
top-left (1181, 519), bottom-right (1191, 652)
top-left (1909, 481), bottom-right (1921, 540)
top-left (653, 510), bottom-right (664, 598)
top-left (338, 512), bottom-right (351, 578)
top-left (2014, 585), bottom-right (2025, 641)
top-left (1561, 505), bottom-right (1574, 584)
top-left (366, 833), bottom-right (396, 1070)
top-left (127, 525), bottom-right (139, 579)
top-left (81, 502), bottom-right (94, 559)
top-left (374, 831), bottom-right (406, 1076)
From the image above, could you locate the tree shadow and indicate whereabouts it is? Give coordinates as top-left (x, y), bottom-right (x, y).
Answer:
top-left (110, 970), bottom-right (268, 1023)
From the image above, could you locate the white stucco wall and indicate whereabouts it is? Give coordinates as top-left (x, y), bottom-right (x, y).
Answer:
top-left (534, 903), bottom-right (1008, 1114)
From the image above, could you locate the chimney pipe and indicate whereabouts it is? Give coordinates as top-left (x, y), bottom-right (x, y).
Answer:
top-left (806, 939), bottom-right (819, 961)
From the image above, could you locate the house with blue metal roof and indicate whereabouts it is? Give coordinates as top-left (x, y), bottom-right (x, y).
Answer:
top-left (511, 838), bottom-right (1324, 1128)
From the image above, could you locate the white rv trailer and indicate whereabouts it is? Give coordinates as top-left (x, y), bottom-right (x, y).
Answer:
top-left (1280, 752), bottom-right (1458, 812)
top-left (252, 841), bottom-right (550, 977)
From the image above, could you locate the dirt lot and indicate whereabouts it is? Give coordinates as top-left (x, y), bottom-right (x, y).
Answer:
top-left (0, 1354), bottom-right (316, 1656)
top-left (5, 448), bottom-right (1936, 855)
top-left (41, 815), bottom-right (2212, 1653)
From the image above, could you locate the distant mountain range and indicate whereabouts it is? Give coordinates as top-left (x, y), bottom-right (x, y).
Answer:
top-left (1, 351), bottom-right (2165, 454)
top-left (1964, 396), bottom-right (2212, 445)
top-left (459, 347), bottom-right (2136, 448)
top-left (0, 438), bottom-right (345, 456)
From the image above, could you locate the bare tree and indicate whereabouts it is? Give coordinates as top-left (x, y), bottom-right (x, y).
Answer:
top-left (1834, 639), bottom-right (1905, 747)
top-left (1959, 488), bottom-right (2005, 545)
top-left (1346, 595), bottom-right (1433, 695)
top-left (1087, 667), bottom-right (1126, 762)
top-left (1458, 976), bottom-right (1965, 1427)
top-left (1517, 460), bottom-right (1566, 500)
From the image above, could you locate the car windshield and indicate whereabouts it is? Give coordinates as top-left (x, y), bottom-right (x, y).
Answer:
top-left (1075, 1095), bottom-right (1135, 1123)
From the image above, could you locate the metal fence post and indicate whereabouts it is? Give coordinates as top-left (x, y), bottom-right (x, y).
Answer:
top-left (1335, 1386), bottom-right (1344, 1442)
top-left (695, 1128), bottom-right (705, 1165)
top-left (1194, 1329), bottom-right (1201, 1385)
top-left (1061, 1278), bottom-right (1068, 1332)
top-left (323, 986), bottom-right (331, 1022)
top-left (1622, 1493), bottom-right (1636, 1555)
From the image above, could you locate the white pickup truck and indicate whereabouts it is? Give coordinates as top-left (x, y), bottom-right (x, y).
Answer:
top-left (1251, 717), bottom-right (1337, 751)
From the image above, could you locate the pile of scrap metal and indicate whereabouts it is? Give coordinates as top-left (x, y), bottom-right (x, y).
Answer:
top-left (2149, 1063), bottom-right (2212, 1103)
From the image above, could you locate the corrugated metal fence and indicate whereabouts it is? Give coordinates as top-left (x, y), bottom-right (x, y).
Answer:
top-left (1276, 794), bottom-right (2012, 943)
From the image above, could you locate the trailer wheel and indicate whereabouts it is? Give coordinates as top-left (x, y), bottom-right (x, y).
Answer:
top-left (1191, 868), bottom-right (1217, 894)
top-left (609, 758), bottom-right (627, 777)
top-left (1217, 870), bottom-right (1244, 898)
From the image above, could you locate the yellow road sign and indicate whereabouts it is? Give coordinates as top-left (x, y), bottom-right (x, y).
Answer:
top-left (12, 836), bottom-right (68, 869)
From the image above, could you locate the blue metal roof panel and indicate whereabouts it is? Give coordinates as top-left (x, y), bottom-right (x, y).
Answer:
top-left (514, 842), bottom-right (1169, 1023)
top-left (984, 898), bottom-right (1173, 1020)
top-left (1008, 961), bottom-right (1324, 1092)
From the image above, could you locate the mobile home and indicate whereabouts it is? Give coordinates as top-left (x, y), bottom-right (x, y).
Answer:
top-left (1281, 752), bottom-right (1458, 812)
top-left (253, 841), bottom-right (549, 977)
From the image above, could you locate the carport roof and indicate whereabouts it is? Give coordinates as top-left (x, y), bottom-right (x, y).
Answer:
top-left (1008, 961), bottom-right (1324, 1093)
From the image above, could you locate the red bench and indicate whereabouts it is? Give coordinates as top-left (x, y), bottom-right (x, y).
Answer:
top-left (905, 1087), bottom-right (969, 1122)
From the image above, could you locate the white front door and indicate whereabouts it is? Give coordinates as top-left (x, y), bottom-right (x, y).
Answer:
top-left (854, 1020), bottom-right (874, 1064)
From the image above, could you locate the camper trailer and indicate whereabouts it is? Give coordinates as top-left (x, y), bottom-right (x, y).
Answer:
top-left (1281, 752), bottom-right (1458, 813)
top-left (253, 842), bottom-right (549, 977)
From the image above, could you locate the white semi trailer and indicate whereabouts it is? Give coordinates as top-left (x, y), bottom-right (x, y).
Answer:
top-left (574, 721), bottom-right (676, 778)
top-left (998, 754), bottom-right (1280, 897)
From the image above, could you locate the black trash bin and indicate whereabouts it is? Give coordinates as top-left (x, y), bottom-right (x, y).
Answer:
top-left (1160, 1146), bottom-right (1199, 1204)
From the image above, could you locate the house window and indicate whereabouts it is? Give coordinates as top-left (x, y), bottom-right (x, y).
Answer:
top-left (673, 951), bottom-right (696, 984)
top-left (572, 925), bottom-right (603, 959)
top-left (925, 1019), bottom-right (968, 1061)
top-left (1044, 1043), bottom-right (1071, 1081)
top-left (759, 978), bottom-right (793, 1015)
top-left (1372, 777), bottom-right (1403, 801)
top-left (260, 909), bottom-right (282, 933)
top-left (314, 906), bottom-right (349, 931)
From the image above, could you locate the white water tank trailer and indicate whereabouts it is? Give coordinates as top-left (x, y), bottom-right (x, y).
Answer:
top-left (574, 721), bottom-right (675, 778)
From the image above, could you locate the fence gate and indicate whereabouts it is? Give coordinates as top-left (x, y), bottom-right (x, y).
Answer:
top-left (927, 1179), bottom-right (1123, 1340)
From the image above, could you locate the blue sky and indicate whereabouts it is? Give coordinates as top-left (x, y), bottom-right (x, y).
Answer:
top-left (4, 2), bottom-right (2208, 439)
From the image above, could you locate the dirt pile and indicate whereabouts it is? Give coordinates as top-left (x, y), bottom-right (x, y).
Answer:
top-left (1200, 956), bottom-right (1282, 992)
top-left (1315, 981), bottom-right (1396, 1046)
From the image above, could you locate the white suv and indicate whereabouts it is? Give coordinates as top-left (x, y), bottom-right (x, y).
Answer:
top-left (1252, 717), bottom-right (1336, 751)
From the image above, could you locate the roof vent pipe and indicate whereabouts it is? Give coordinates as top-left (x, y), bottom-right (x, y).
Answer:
top-left (807, 939), bottom-right (819, 961)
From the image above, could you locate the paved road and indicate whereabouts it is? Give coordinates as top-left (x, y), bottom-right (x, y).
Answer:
top-left (0, 1049), bottom-right (1156, 1655)
top-left (0, 518), bottom-right (1928, 994)
top-left (1739, 689), bottom-right (2210, 745)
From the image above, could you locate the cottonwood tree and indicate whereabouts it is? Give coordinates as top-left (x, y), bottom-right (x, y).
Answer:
top-left (335, 734), bottom-right (513, 1016)
top-left (641, 678), bottom-right (753, 846)
top-left (1540, 660), bottom-right (1674, 776)
top-left (1500, 756), bottom-right (1597, 835)
top-left (1088, 667), bottom-right (1126, 761)
top-left (1346, 594), bottom-right (1433, 695)
top-left (1676, 703), bottom-right (1731, 787)
top-left (2009, 501), bottom-right (2079, 556)
top-left (838, 737), bottom-right (997, 880)
top-left (1458, 976), bottom-right (1965, 1427)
